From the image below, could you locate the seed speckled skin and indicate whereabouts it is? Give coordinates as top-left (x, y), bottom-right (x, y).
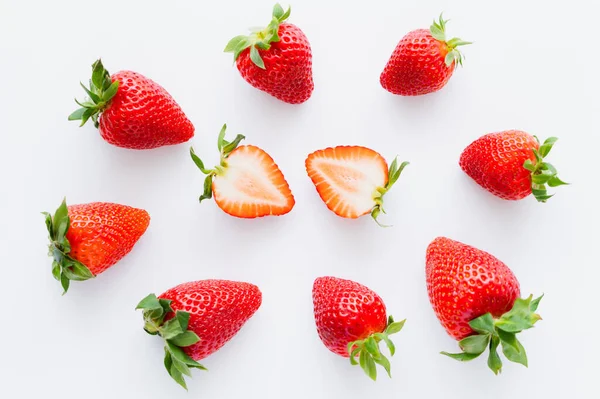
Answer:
top-left (313, 277), bottom-right (387, 357)
top-left (66, 202), bottom-right (150, 275)
top-left (236, 23), bottom-right (313, 104)
top-left (99, 71), bottom-right (194, 149)
top-left (380, 29), bottom-right (454, 96)
top-left (159, 280), bottom-right (262, 361)
top-left (460, 130), bottom-right (538, 200)
top-left (426, 237), bottom-right (520, 341)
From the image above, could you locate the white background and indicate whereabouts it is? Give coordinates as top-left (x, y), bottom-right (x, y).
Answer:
top-left (0, 0), bottom-right (598, 397)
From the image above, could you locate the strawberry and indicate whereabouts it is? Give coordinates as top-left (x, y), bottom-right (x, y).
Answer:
top-left (43, 199), bottom-right (150, 293)
top-left (305, 146), bottom-right (408, 226)
top-left (380, 14), bottom-right (471, 96)
top-left (136, 280), bottom-right (262, 389)
top-left (460, 130), bottom-right (567, 202)
top-left (190, 124), bottom-right (295, 218)
top-left (426, 237), bottom-right (543, 374)
top-left (224, 4), bottom-right (313, 104)
top-left (68, 59), bottom-right (194, 149)
top-left (313, 277), bottom-right (406, 381)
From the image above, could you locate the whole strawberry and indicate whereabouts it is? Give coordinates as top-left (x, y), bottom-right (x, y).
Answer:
top-left (225, 4), bottom-right (313, 104)
top-left (460, 130), bottom-right (567, 202)
top-left (426, 237), bottom-right (542, 374)
top-left (380, 14), bottom-right (471, 96)
top-left (312, 276), bottom-right (406, 380)
top-left (136, 280), bottom-right (262, 389)
top-left (43, 198), bottom-right (150, 293)
top-left (69, 59), bottom-right (194, 149)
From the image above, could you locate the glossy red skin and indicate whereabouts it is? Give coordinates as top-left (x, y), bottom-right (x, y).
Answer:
top-left (236, 23), bottom-right (313, 104)
top-left (460, 130), bottom-right (538, 200)
top-left (160, 280), bottom-right (262, 361)
top-left (426, 237), bottom-right (520, 341)
top-left (380, 29), bottom-right (454, 96)
top-left (313, 277), bottom-right (387, 357)
top-left (99, 71), bottom-right (194, 149)
top-left (66, 203), bottom-right (150, 275)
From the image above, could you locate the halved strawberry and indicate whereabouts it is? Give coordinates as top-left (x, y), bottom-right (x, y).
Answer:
top-left (190, 125), bottom-right (295, 218)
top-left (305, 146), bottom-right (408, 225)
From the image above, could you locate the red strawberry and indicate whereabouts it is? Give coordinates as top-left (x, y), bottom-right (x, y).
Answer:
top-left (426, 237), bottom-right (543, 374)
top-left (313, 277), bottom-right (406, 380)
top-left (305, 146), bottom-right (408, 226)
top-left (380, 14), bottom-right (471, 96)
top-left (136, 280), bottom-right (262, 389)
top-left (225, 4), bottom-right (313, 104)
top-left (43, 199), bottom-right (150, 293)
top-left (460, 130), bottom-right (567, 202)
top-left (190, 124), bottom-right (295, 218)
top-left (69, 59), bottom-right (194, 149)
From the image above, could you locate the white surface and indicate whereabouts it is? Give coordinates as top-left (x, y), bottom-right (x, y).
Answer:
top-left (0, 0), bottom-right (598, 398)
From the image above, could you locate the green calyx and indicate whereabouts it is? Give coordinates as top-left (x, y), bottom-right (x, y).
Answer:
top-left (136, 294), bottom-right (206, 390)
top-left (523, 136), bottom-right (568, 203)
top-left (68, 59), bottom-right (120, 128)
top-left (429, 13), bottom-right (472, 67)
top-left (371, 158), bottom-right (409, 227)
top-left (347, 316), bottom-right (406, 381)
top-left (42, 198), bottom-right (94, 294)
top-left (190, 124), bottom-right (245, 203)
top-left (441, 294), bottom-right (543, 375)
top-left (224, 3), bottom-right (291, 69)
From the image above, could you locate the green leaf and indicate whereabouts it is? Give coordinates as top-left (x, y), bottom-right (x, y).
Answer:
top-left (217, 124), bottom-right (228, 152)
top-left (52, 198), bottom-right (70, 240)
top-left (496, 296), bottom-right (541, 333)
top-left (548, 176), bottom-right (568, 187)
top-left (172, 356), bottom-right (192, 377)
top-left (161, 318), bottom-right (185, 339)
top-left (222, 134), bottom-right (246, 156)
top-left (224, 35), bottom-right (247, 53)
top-left (272, 3), bottom-right (285, 19)
top-left (458, 334), bottom-right (490, 355)
top-left (538, 137), bottom-right (558, 157)
top-left (487, 335), bottom-right (502, 375)
top-left (497, 329), bottom-right (519, 351)
top-left (375, 333), bottom-right (395, 356)
top-left (532, 173), bottom-right (553, 185)
top-left (373, 354), bottom-right (391, 378)
top-left (359, 351), bottom-right (377, 381)
top-left (199, 175), bottom-right (213, 203)
top-left (80, 107), bottom-right (96, 127)
top-left (501, 337), bottom-right (528, 367)
top-left (523, 159), bottom-right (536, 172)
top-left (136, 293), bottom-right (161, 310)
top-left (250, 46), bottom-right (265, 69)
top-left (440, 351), bottom-right (481, 361)
top-left (91, 59), bottom-right (107, 89)
top-left (280, 5), bottom-right (291, 21)
top-left (68, 108), bottom-right (87, 121)
top-left (445, 51), bottom-right (456, 67)
top-left (175, 311), bottom-right (191, 332)
top-left (69, 259), bottom-right (94, 280)
top-left (190, 147), bottom-right (211, 175)
top-left (169, 362), bottom-right (188, 390)
top-left (469, 313), bottom-right (495, 335)
top-left (530, 295), bottom-right (543, 312)
top-left (167, 342), bottom-right (204, 368)
top-left (60, 273), bottom-right (70, 294)
top-left (103, 81), bottom-right (119, 102)
top-left (51, 261), bottom-right (61, 281)
top-left (164, 347), bottom-right (173, 373)
top-left (349, 346), bottom-right (361, 366)
top-left (170, 331), bottom-right (201, 347)
top-left (385, 319), bottom-right (406, 335)
top-left (364, 337), bottom-right (381, 359)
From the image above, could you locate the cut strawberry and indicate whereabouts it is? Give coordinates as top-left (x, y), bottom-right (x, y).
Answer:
top-left (305, 146), bottom-right (408, 226)
top-left (190, 125), bottom-right (295, 218)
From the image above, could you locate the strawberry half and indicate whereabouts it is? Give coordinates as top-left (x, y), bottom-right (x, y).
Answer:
top-left (305, 146), bottom-right (408, 226)
top-left (43, 198), bottom-right (150, 293)
top-left (313, 277), bottom-right (406, 381)
top-left (460, 130), bottom-right (567, 202)
top-left (190, 125), bottom-right (295, 218)
top-left (224, 3), bottom-right (313, 104)
top-left (137, 280), bottom-right (262, 389)
top-left (69, 59), bottom-right (194, 149)
top-left (380, 14), bottom-right (471, 96)
top-left (426, 237), bottom-right (543, 374)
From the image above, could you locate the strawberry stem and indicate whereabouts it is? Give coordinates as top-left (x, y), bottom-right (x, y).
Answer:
top-left (68, 59), bottom-right (120, 128)
top-left (523, 137), bottom-right (568, 202)
top-left (136, 294), bottom-right (207, 390)
top-left (224, 3), bottom-right (291, 69)
top-left (190, 124), bottom-right (246, 203)
top-left (429, 13), bottom-right (472, 67)
top-left (347, 316), bottom-right (406, 381)
top-left (42, 198), bottom-right (94, 294)
top-left (441, 294), bottom-right (543, 374)
top-left (370, 158), bottom-right (409, 227)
